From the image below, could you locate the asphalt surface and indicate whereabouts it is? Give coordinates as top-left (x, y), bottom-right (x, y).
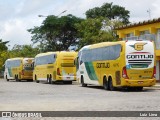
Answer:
top-left (0, 79), bottom-right (160, 120)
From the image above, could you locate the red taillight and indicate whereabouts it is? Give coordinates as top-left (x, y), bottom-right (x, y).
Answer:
top-left (122, 67), bottom-right (129, 79)
top-left (152, 66), bottom-right (156, 78)
top-left (21, 70), bottom-right (24, 75)
top-left (57, 68), bottom-right (61, 75)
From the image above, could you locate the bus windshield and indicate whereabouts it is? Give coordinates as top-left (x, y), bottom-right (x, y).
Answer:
top-left (5, 60), bottom-right (21, 68)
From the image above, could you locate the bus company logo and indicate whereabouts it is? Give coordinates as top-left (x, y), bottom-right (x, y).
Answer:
top-left (130, 43), bottom-right (147, 51)
top-left (2, 112), bottom-right (11, 118)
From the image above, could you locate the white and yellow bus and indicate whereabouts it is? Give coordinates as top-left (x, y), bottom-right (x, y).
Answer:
top-left (76, 40), bottom-right (156, 91)
top-left (33, 51), bottom-right (77, 84)
top-left (4, 58), bottom-right (34, 81)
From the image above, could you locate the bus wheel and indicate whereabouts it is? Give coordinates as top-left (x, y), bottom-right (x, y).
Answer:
top-left (6, 76), bottom-right (9, 81)
top-left (35, 75), bottom-right (39, 83)
top-left (108, 78), bottom-right (116, 91)
top-left (103, 77), bottom-right (109, 90)
top-left (47, 75), bottom-right (49, 83)
top-left (81, 76), bottom-right (87, 87)
top-left (36, 80), bottom-right (39, 83)
top-left (49, 75), bottom-right (52, 84)
top-left (15, 75), bottom-right (19, 82)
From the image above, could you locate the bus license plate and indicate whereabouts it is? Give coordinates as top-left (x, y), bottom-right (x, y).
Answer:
top-left (138, 81), bottom-right (143, 84)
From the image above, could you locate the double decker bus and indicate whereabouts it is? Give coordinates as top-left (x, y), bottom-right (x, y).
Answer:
top-left (4, 58), bottom-right (34, 81)
top-left (33, 51), bottom-right (77, 84)
top-left (76, 40), bottom-right (156, 91)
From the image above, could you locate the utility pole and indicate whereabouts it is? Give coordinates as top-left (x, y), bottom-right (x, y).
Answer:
top-left (147, 9), bottom-right (151, 20)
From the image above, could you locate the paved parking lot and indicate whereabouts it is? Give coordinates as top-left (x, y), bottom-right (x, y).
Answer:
top-left (0, 79), bottom-right (160, 119)
top-left (0, 79), bottom-right (160, 111)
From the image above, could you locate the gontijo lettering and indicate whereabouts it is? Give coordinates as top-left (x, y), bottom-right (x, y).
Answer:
top-left (96, 63), bottom-right (110, 68)
top-left (126, 54), bottom-right (153, 59)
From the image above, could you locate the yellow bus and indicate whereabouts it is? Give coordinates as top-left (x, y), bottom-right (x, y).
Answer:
top-left (76, 40), bottom-right (156, 91)
top-left (4, 58), bottom-right (34, 81)
top-left (33, 51), bottom-right (77, 84)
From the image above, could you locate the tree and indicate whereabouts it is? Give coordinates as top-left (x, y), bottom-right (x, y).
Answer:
top-left (85, 2), bottom-right (130, 24)
top-left (0, 39), bottom-right (9, 51)
top-left (76, 17), bottom-right (123, 49)
top-left (0, 39), bottom-right (9, 72)
top-left (0, 43), bottom-right (39, 72)
top-left (9, 44), bottom-right (39, 58)
top-left (28, 14), bottom-right (83, 52)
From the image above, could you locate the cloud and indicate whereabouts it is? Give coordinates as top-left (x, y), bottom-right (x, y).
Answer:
top-left (108, 0), bottom-right (159, 22)
top-left (152, 0), bottom-right (160, 19)
top-left (58, 0), bottom-right (107, 18)
top-left (16, 0), bottom-right (63, 17)
top-left (1, 19), bottom-right (32, 48)
top-left (0, 1), bottom-right (15, 20)
top-left (0, 0), bottom-right (160, 49)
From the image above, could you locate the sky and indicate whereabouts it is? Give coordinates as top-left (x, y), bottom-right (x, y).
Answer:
top-left (0, 0), bottom-right (160, 49)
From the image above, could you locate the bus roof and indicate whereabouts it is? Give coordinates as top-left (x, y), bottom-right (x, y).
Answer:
top-left (80, 41), bottom-right (125, 50)
top-left (35, 51), bottom-right (77, 58)
top-left (6, 57), bottom-right (34, 61)
top-left (6, 57), bottom-right (24, 61)
top-left (80, 40), bottom-right (153, 50)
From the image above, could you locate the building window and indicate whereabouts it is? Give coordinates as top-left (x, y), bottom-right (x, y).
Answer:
top-left (124, 33), bottom-right (136, 40)
top-left (126, 33), bottom-right (134, 37)
top-left (139, 30), bottom-right (155, 41)
top-left (140, 30), bottom-right (150, 35)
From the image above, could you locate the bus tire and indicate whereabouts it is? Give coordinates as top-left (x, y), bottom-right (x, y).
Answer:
top-left (49, 75), bottom-right (52, 84)
top-left (35, 75), bottom-right (39, 83)
top-left (6, 75), bottom-right (9, 81)
top-left (15, 75), bottom-right (19, 82)
top-left (47, 75), bottom-right (49, 83)
top-left (108, 77), bottom-right (116, 91)
top-left (81, 76), bottom-right (87, 87)
top-left (36, 80), bottom-right (39, 83)
top-left (103, 77), bottom-right (109, 90)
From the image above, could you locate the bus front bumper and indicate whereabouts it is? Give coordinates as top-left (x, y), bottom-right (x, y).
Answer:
top-left (122, 79), bottom-right (156, 87)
